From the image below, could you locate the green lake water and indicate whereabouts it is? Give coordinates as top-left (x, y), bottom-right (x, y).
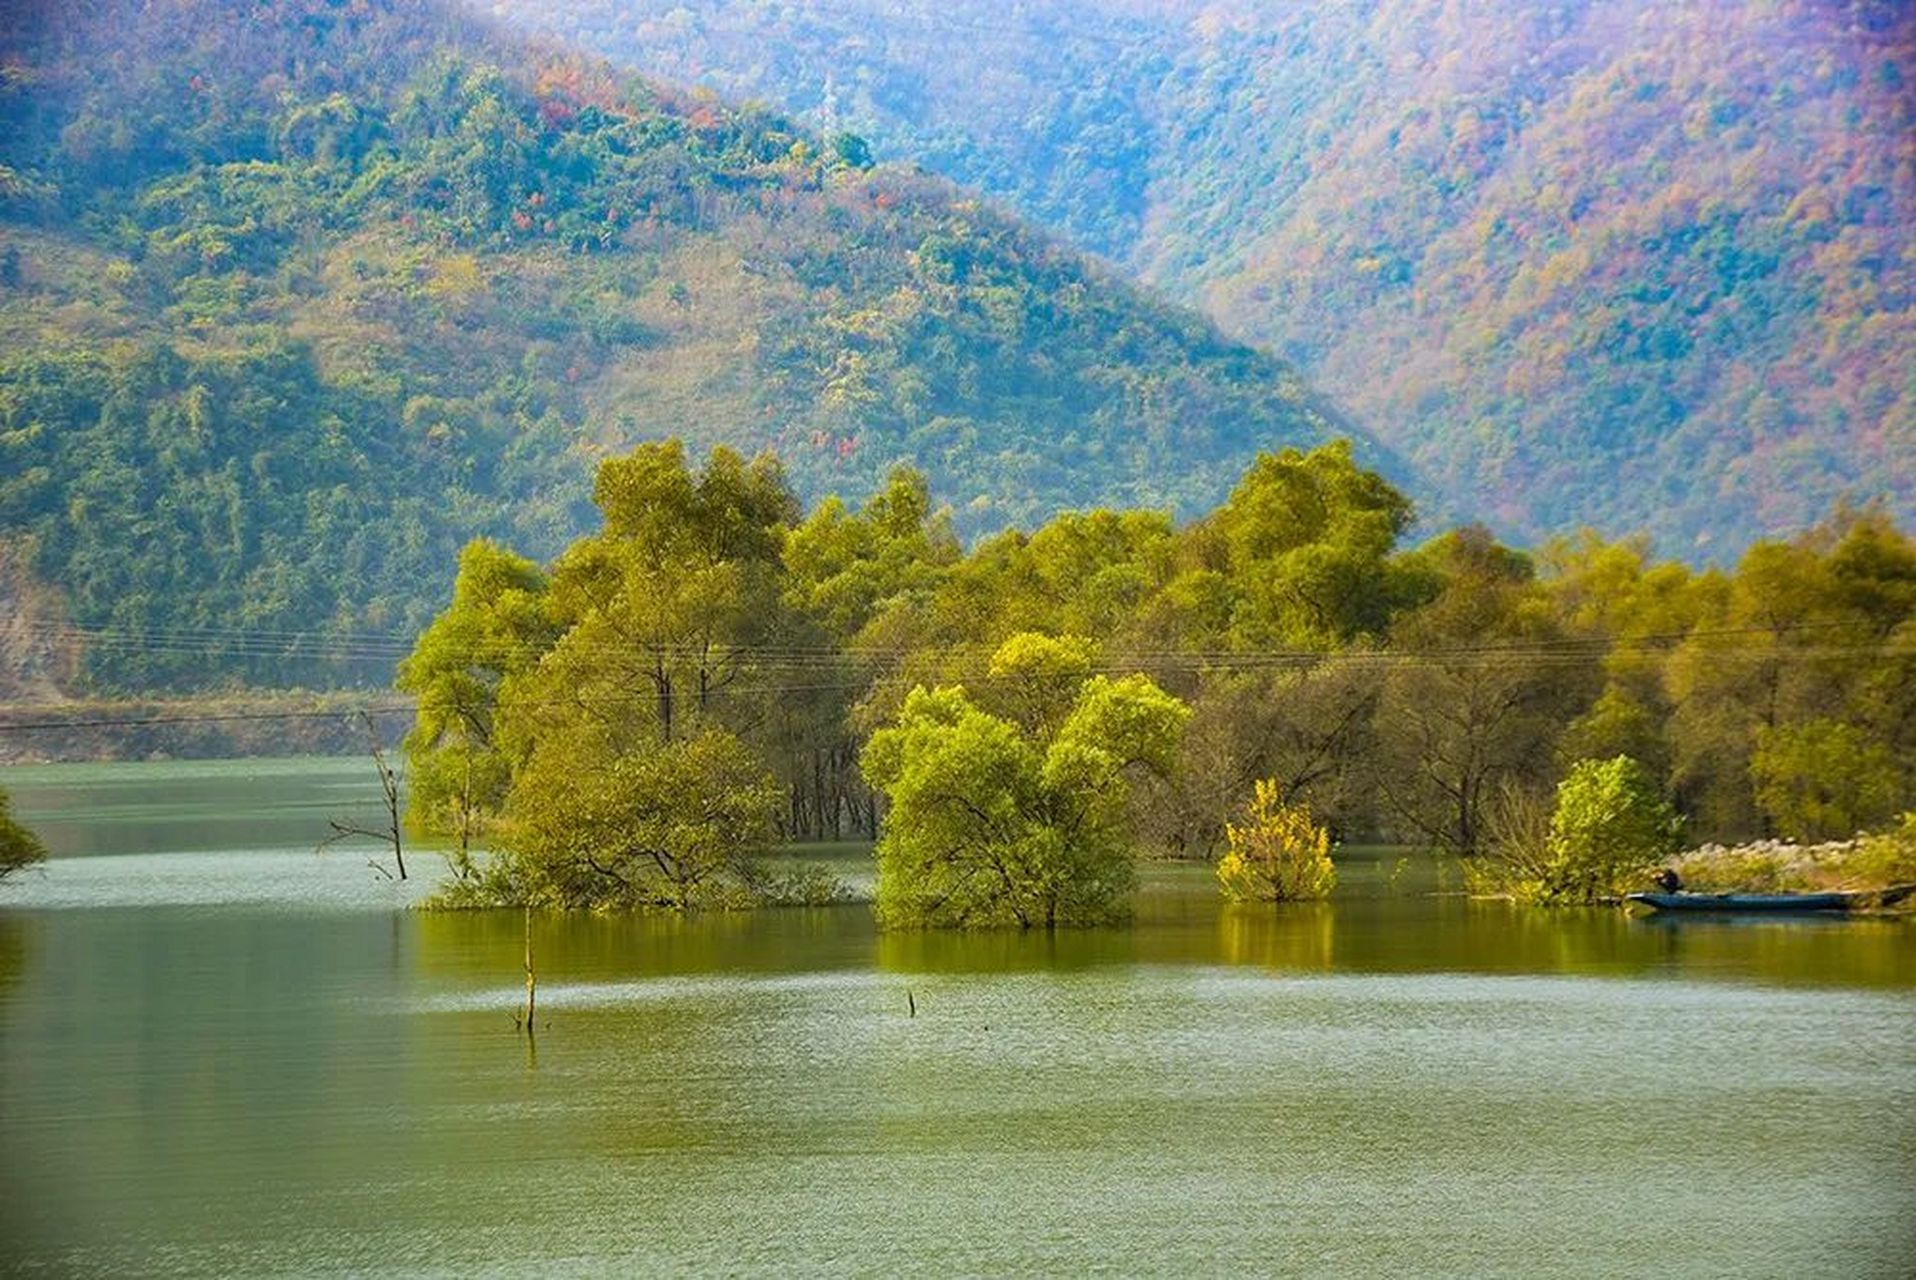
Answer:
top-left (1, 758), bottom-right (1911, 1276)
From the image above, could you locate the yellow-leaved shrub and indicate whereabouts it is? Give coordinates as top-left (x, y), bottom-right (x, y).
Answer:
top-left (1216, 779), bottom-right (1335, 902)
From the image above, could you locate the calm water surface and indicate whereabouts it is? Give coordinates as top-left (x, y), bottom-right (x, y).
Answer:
top-left (1, 758), bottom-right (1911, 1276)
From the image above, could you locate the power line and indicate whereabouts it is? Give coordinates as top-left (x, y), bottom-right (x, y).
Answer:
top-left (5, 611), bottom-right (1904, 735)
top-left (14, 614), bottom-right (1890, 660)
top-left (3, 636), bottom-right (1908, 734)
top-left (11, 617), bottom-right (1906, 683)
top-left (0, 703), bottom-right (418, 732)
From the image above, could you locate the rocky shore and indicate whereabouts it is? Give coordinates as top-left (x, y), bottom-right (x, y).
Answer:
top-left (1668, 823), bottom-right (1916, 904)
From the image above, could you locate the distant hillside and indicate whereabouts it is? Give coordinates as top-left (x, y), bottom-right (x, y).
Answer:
top-left (491, 0), bottom-right (1915, 554)
top-left (0, 0), bottom-right (1362, 689)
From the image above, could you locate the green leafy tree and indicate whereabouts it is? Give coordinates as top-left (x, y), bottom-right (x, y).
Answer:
top-left (497, 441), bottom-right (799, 757)
top-left (1751, 719), bottom-right (1902, 842)
top-left (828, 131), bottom-right (874, 170)
top-left (980, 631), bottom-right (1105, 734)
top-left (1531, 756), bottom-right (1681, 903)
top-left (1543, 531), bottom-right (1713, 786)
top-left (1206, 439), bottom-right (1418, 649)
top-left (0, 788), bottom-right (47, 882)
top-left (1373, 527), bottom-right (1599, 853)
top-left (397, 539), bottom-right (558, 853)
top-left (1667, 510), bottom-right (1915, 838)
top-left (861, 635), bottom-right (1188, 928)
top-left (483, 727), bottom-right (782, 910)
top-left (782, 465), bottom-right (958, 643)
top-left (775, 466), bottom-right (964, 837)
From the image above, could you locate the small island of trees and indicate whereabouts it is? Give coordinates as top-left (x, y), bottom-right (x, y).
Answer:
top-left (397, 437), bottom-right (1915, 925)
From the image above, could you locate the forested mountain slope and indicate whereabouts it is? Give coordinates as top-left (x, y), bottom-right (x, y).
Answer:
top-left (0, 0), bottom-right (1363, 688)
top-left (492, 0), bottom-right (1914, 554)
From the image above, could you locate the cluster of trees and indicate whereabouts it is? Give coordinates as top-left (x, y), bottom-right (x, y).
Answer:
top-left (402, 435), bottom-right (1914, 923)
top-left (501, 0), bottom-right (1913, 552)
top-left (0, 0), bottom-right (1351, 689)
top-left (1475, 755), bottom-right (1683, 904)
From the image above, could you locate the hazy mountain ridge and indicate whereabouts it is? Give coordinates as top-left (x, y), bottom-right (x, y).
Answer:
top-left (0, 0), bottom-right (1363, 688)
top-left (491, 0), bottom-right (1914, 553)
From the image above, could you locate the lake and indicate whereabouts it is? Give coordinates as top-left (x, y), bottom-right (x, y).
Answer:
top-left (1, 758), bottom-right (1911, 1276)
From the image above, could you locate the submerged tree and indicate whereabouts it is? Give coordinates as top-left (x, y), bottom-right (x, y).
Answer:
top-left (1216, 780), bottom-right (1336, 902)
top-left (1531, 756), bottom-right (1681, 904)
top-left (491, 727), bottom-right (783, 910)
top-left (0, 787), bottom-right (47, 883)
top-left (319, 712), bottom-right (409, 882)
top-left (862, 634), bottom-right (1188, 929)
top-left (425, 447), bottom-right (803, 910)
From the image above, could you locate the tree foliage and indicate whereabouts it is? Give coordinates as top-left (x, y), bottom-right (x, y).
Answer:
top-left (1138, 659), bottom-right (1378, 859)
top-left (0, 788), bottom-right (48, 882)
top-left (396, 539), bottom-right (557, 851)
top-left (416, 443), bottom-right (808, 908)
top-left (1533, 756), bottom-right (1683, 904)
top-left (1372, 527), bottom-right (1597, 854)
top-left (1752, 719), bottom-right (1903, 843)
top-left (860, 638), bottom-right (1188, 928)
top-left (1216, 780), bottom-right (1336, 903)
top-left (484, 728), bottom-right (782, 910)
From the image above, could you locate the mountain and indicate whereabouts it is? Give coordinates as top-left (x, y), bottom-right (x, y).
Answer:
top-left (488, 0), bottom-right (1915, 554)
top-left (0, 0), bottom-right (1367, 689)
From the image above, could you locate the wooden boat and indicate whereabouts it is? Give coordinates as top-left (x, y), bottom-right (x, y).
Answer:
top-left (1626, 890), bottom-right (1854, 914)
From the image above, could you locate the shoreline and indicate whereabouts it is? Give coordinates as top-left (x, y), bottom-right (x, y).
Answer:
top-left (0, 695), bottom-right (414, 764)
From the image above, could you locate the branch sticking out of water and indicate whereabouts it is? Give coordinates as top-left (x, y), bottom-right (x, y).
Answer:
top-left (520, 905), bottom-right (537, 1042)
top-left (316, 712), bottom-right (407, 881)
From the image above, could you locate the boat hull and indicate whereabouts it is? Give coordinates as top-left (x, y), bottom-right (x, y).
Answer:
top-left (1626, 891), bottom-right (1853, 914)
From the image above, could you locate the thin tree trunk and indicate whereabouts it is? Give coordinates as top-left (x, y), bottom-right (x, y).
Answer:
top-left (654, 654), bottom-right (674, 743)
top-left (522, 905), bottom-right (536, 1036)
top-left (457, 749), bottom-right (473, 866)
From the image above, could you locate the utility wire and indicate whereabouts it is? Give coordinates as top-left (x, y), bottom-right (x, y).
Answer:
top-left (0, 704), bottom-right (419, 732)
top-left (13, 615), bottom-right (1890, 661)
top-left (5, 615), bottom-right (1904, 734)
top-left (4, 639), bottom-right (1909, 734)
